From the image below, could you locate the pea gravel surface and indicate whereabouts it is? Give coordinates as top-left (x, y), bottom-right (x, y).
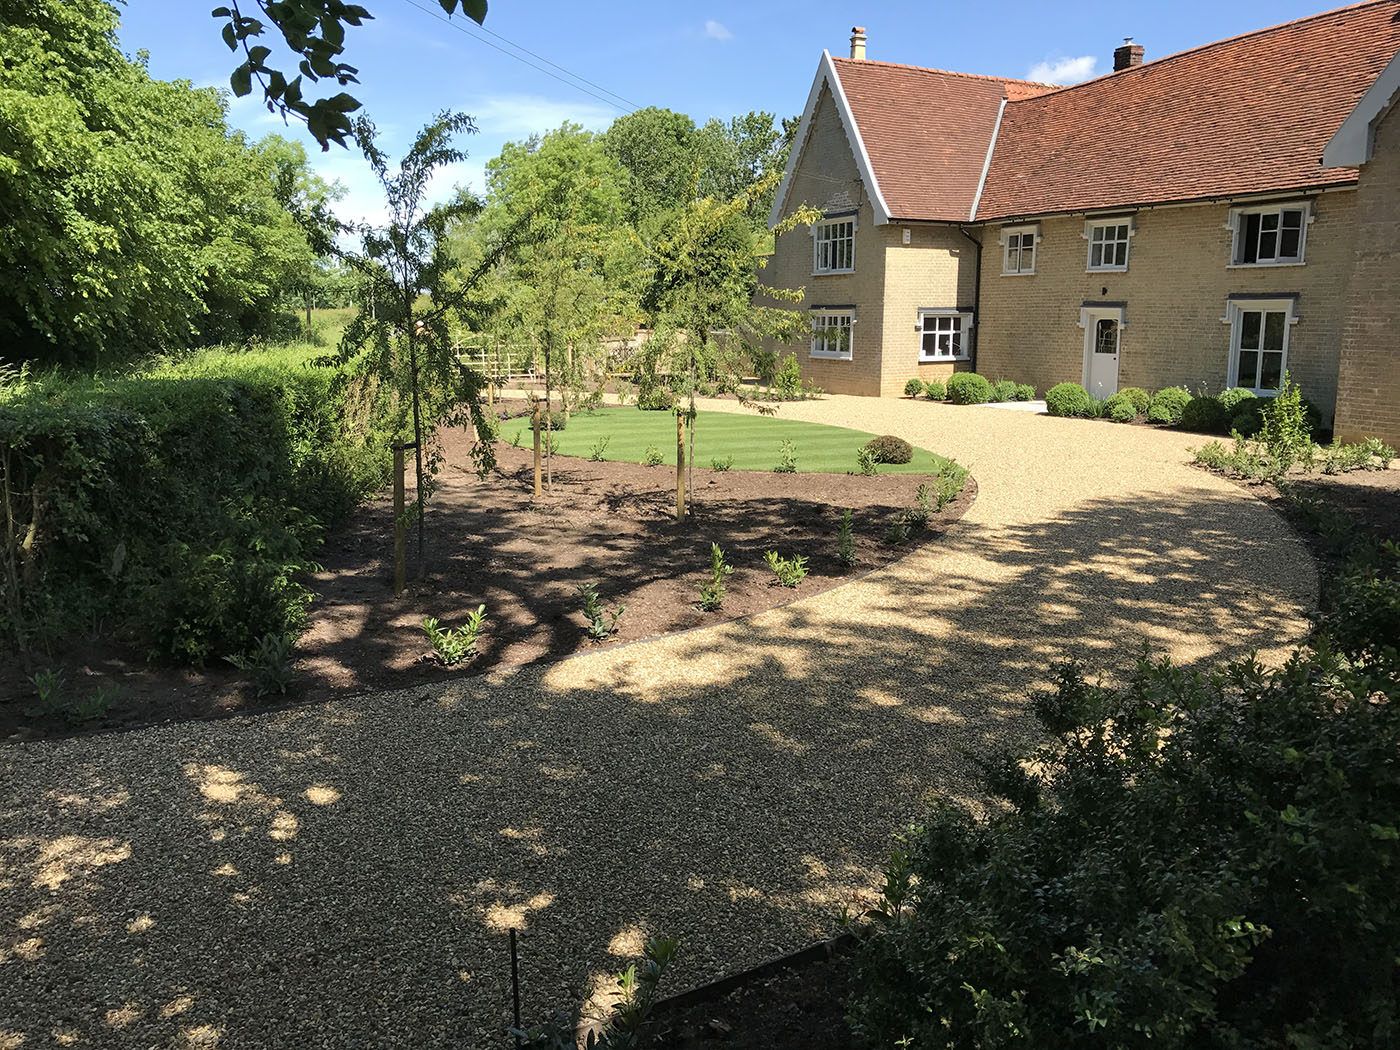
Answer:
top-left (0, 396), bottom-right (1317, 1049)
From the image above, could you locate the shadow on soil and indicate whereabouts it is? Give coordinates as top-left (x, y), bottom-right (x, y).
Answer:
top-left (0, 487), bottom-right (1313, 1047)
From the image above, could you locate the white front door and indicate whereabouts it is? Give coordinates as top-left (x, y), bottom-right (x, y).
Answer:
top-left (1083, 311), bottom-right (1120, 399)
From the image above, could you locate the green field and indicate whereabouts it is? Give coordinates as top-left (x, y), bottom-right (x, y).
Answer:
top-left (511, 405), bottom-right (954, 475)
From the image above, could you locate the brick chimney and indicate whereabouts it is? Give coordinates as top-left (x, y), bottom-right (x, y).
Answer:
top-left (1113, 37), bottom-right (1144, 71)
top-left (849, 26), bottom-right (867, 60)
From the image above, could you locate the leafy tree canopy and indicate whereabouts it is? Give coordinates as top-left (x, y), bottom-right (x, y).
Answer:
top-left (211, 1), bottom-right (488, 149)
top-left (0, 0), bottom-right (322, 365)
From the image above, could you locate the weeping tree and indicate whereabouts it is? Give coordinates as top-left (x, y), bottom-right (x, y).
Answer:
top-left (641, 167), bottom-right (819, 519)
top-left (338, 110), bottom-right (523, 569)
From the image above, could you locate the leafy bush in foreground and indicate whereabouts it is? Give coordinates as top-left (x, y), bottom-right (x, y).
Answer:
top-left (922, 380), bottom-right (947, 401)
top-left (903, 378), bottom-right (924, 398)
top-left (1180, 393), bottom-right (1230, 433)
top-left (850, 638), bottom-right (1400, 1050)
top-left (1045, 381), bottom-right (1091, 418)
top-left (1103, 392), bottom-right (1137, 422)
top-left (763, 550), bottom-right (808, 587)
top-left (990, 379), bottom-right (1018, 403)
top-left (1118, 386), bottom-right (1150, 415)
top-left (1012, 383), bottom-right (1036, 402)
top-left (945, 373), bottom-right (992, 405)
top-left (697, 543), bottom-right (733, 612)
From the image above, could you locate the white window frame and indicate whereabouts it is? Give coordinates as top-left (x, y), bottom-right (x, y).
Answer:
top-left (809, 308), bottom-right (854, 361)
top-left (1084, 218), bottom-right (1133, 272)
top-left (1222, 298), bottom-right (1297, 394)
top-left (917, 309), bottom-right (974, 363)
top-left (999, 224), bottom-right (1039, 275)
top-left (1226, 201), bottom-right (1312, 268)
top-left (812, 215), bottom-right (856, 275)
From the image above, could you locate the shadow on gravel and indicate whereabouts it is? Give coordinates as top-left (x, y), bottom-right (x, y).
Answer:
top-left (0, 487), bottom-right (1313, 1048)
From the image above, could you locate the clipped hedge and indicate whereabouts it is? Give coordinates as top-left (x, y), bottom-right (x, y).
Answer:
top-left (1118, 386), bottom-right (1150, 416)
top-left (1013, 383), bottom-right (1036, 402)
top-left (862, 434), bottom-right (914, 464)
top-left (903, 378), bottom-right (924, 398)
top-left (1181, 394), bottom-right (1230, 433)
top-left (922, 380), bottom-right (946, 401)
top-left (0, 348), bottom-right (392, 664)
top-left (1103, 392), bottom-right (1137, 423)
top-left (946, 372), bottom-right (992, 405)
top-left (1148, 386), bottom-right (1191, 424)
top-left (1045, 382), bottom-right (1092, 418)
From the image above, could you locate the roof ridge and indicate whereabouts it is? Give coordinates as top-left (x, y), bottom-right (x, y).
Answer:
top-left (830, 55), bottom-right (1056, 89)
top-left (1011, 0), bottom-right (1400, 100)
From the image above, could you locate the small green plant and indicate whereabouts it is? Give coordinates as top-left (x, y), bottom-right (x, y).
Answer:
top-left (226, 632), bottom-right (298, 695)
top-left (68, 686), bottom-right (118, 724)
top-left (774, 439), bottom-right (797, 473)
top-left (1321, 438), bottom-right (1396, 474)
top-left (710, 455), bottom-right (733, 472)
top-left (991, 379), bottom-right (1018, 402)
top-left (903, 378), bottom-right (925, 398)
top-left (1045, 382), bottom-right (1092, 418)
top-left (588, 436), bottom-right (611, 462)
top-left (1103, 392), bottom-right (1137, 423)
top-left (855, 444), bottom-right (880, 476)
top-left (511, 428), bottom-right (524, 448)
top-left (642, 444), bottom-right (664, 467)
top-left (885, 514), bottom-right (910, 545)
top-left (763, 550), bottom-right (808, 587)
top-left (28, 668), bottom-right (66, 717)
top-left (421, 608), bottom-right (487, 666)
top-left (934, 460), bottom-right (967, 510)
top-left (546, 434), bottom-right (561, 456)
top-left (862, 434), bottom-right (913, 464)
top-left (771, 353), bottom-right (806, 399)
top-left (922, 379), bottom-right (947, 401)
top-left (509, 935), bottom-right (679, 1050)
top-left (1013, 383), bottom-right (1036, 402)
top-left (578, 583), bottom-right (625, 639)
top-left (837, 508), bottom-right (856, 567)
top-left (945, 372), bottom-right (992, 405)
top-left (698, 542), bottom-right (734, 612)
top-left (1193, 434), bottom-right (1275, 481)
top-left (1260, 373), bottom-right (1316, 471)
top-left (1118, 386), bottom-right (1150, 415)
top-left (907, 483), bottom-right (933, 530)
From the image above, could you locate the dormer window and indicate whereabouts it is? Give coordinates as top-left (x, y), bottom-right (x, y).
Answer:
top-left (813, 215), bottom-right (855, 274)
top-left (1229, 203), bottom-right (1310, 266)
top-left (1000, 224), bottom-right (1038, 275)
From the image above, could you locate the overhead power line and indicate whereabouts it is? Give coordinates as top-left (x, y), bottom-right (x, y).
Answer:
top-left (397, 0), bottom-right (639, 113)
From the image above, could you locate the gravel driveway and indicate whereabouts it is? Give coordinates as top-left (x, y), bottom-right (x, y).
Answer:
top-left (0, 397), bottom-right (1316, 1049)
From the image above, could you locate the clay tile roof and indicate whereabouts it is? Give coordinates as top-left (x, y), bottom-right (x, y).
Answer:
top-left (975, 0), bottom-right (1400, 220)
top-left (829, 57), bottom-right (1056, 222)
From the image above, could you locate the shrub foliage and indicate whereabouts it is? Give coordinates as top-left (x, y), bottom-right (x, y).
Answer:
top-left (945, 373), bottom-right (992, 405)
top-left (1045, 382), bottom-right (1091, 418)
top-left (862, 435), bottom-right (914, 465)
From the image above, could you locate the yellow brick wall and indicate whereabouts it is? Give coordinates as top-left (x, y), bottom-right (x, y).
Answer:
top-left (767, 84), bottom-right (885, 397)
top-left (974, 195), bottom-right (1356, 417)
top-left (877, 224), bottom-right (980, 397)
top-left (1334, 104), bottom-right (1400, 447)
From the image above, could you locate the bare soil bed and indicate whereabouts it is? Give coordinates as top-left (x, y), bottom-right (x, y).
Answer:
top-left (1, 429), bottom-right (973, 743)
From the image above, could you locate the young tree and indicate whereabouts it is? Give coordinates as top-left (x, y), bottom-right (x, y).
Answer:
top-left (338, 111), bottom-right (519, 569)
top-left (472, 124), bottom-right (642, 490)
top-left (641, 168), bottom-right (819, 519)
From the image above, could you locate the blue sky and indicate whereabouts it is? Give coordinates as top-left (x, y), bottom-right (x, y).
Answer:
top-left (117, 1), bottom-right (1341, 225)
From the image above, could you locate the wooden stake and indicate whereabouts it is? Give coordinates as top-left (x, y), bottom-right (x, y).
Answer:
top-left (532, 401), bottom-right (543, 499)
top-left (392, 445), bottom-right (406, 597)
top-left (675, 410), bottom-right (686, 522)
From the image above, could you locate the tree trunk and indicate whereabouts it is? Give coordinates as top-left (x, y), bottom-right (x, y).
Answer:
top-left (532, 400), bottom-right (543, 499)
top-left (675, 410), bottom-right (686, 522)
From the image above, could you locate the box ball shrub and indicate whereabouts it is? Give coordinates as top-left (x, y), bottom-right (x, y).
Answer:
top-left (903, 378), bottom-right (924, 398)
top-left (1231, 401), bottom-right (1266, 437)
top-left (1217, 387), bottom-right (1257, 415)
top-left (862, 434), bottom-right (914, 464)
top-left (1013, 383), bottom-right (1036, 402)
top-left (1148, 386), bottom-right (1191, 424)
top-left (991, 379), bottom-right (1018, 402)
top-left (1103, 392), bottom-right (1137, 423)
top-left (945, 372), bottom-right (992, 405)
top-left (1045, 381), bottom-right (1092, 418)
top-left (922, 380), bottom-right (946, 401)
top-left (1181, 394), bottom-right (1230, 433)
top-left (1118, 386), bottom-right (1150, 416)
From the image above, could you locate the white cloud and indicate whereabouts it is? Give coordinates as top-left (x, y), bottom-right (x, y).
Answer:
top-left (704, 19), bottom-right (733, 41)
top-left (1027, 55), bottom-right (1100, 85)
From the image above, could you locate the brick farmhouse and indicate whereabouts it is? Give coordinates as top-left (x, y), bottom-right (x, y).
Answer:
top-left (765, 2), bottom-right (1400, 442)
